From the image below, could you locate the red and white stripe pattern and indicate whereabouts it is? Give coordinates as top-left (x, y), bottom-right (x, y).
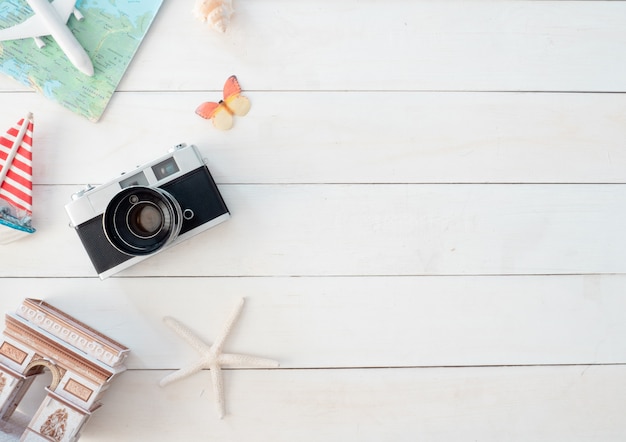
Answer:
top-left (0, 116), bottom-right (33, 213)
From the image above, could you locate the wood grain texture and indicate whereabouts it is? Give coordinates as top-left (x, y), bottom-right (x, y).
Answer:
top-left (0, 184), bottom-right (623, 277)
top-left (0, 0), bottom-right (624, 440)
top-left (1, 91), bottom-right (626, 184)
top-left (1, 2), bottom-right (626, 93)
top-left (82, 366), bottom-right (626, 442)
top-left (0, 275), bottom-right (623, 369)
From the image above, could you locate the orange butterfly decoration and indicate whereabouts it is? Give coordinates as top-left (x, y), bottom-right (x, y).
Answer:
top-left (196, 75), bottom-right (251, 130)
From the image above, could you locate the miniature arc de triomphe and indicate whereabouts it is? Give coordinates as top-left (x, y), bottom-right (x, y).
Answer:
top-left (0, 298), bottom-right (128, 442)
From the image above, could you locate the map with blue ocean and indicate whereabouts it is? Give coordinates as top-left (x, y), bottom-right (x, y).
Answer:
top-left (0, 0), bottom-right (163, 121)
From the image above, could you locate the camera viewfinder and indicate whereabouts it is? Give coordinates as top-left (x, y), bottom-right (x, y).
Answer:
top-left (120, 171), bottom-right (148, 188)
top-left (153, 158), bottom-right (180, 180)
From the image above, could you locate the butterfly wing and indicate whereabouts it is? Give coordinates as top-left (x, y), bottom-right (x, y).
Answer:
top-left (196, 101), bottom-right (234, 130)
top-left (211, 107), bottom-right (234, 130)
top-left (195, 101), bottom-right (220, 119)
top-left (225, 94), bottom-right (251, 116)
top-left (223, 75), bottom-right (251, 116)
top-left (223, 75), bottom-right (243, 99)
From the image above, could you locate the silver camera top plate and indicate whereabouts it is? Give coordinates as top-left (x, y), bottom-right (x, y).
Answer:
top-left (65, 144), bottom-right (205, 228)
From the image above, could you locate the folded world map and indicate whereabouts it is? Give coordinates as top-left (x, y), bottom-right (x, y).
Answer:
top-left (0, 0), bottom-right (163, 122)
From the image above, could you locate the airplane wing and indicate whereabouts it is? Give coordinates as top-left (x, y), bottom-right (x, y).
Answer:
top-left (0, 0), bottom-right (78, 42)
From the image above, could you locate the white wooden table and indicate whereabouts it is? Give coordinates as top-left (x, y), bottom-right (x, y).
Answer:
top-left (1, 1), bottom-right (625, 440)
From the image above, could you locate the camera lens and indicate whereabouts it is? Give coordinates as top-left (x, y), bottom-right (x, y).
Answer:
top-left (128, 203), bottom-right (163, 237)
top-left (103, 186), bottom-right (182, 256)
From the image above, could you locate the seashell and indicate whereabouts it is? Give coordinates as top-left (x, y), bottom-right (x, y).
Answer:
top-left (193, 0), bottom-right (234, 33)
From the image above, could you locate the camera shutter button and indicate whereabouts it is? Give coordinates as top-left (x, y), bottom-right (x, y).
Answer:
top-left (71, 184), bottom-right (95, 200)
top-left (183, 209), bottom-right (194, 220)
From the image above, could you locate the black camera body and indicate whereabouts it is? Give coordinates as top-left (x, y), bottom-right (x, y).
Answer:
top-left (65, 144), bottom-right (230, 279)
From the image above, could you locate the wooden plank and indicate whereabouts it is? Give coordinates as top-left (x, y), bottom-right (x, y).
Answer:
top-left (121, 0), bottom-right (626, 92)
top-left (0, 184), bottom-right (622, 277)
top-left (1, 91), bottom-right (626, 185)
top-left (11, 366), bottom-right (617, 441)
top-left (2, 1), bottom-right (625, 93)
top-left (0, 275), bottom-right (623, 369)
top-left (0, 1), bottom-right (622, 442)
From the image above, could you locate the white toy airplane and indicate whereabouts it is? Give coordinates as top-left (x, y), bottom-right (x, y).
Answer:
top-left (0, 0), bottom-right (94, 76)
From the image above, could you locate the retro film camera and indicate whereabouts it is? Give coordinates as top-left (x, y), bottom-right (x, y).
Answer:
top-left (65, 144), bottom-right (230, 279)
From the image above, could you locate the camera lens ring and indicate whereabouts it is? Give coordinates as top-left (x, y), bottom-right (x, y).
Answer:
top-left (103, 186), bottom-right (182, 256)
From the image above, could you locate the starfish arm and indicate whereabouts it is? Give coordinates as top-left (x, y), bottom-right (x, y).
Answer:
top-left (163, 316), bottom-right (211, 354)
top-left (159, 361), bottom-right (206, 387)
top-left (159, 298), bottom-right (279, 419)
top-left (210, 363), bottom-right (225, 419)
top-left (212, 298), bottom-right (245, 353)
top-left (219, 353), bottom-right (280, 368)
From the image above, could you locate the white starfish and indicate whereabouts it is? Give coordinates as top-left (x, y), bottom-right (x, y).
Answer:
top-left (159, 298), bottom-right (279, 418)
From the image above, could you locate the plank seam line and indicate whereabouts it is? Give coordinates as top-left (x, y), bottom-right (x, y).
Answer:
top-left (133, 362), bottom-right (626, 372)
